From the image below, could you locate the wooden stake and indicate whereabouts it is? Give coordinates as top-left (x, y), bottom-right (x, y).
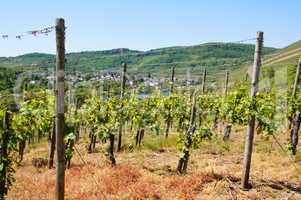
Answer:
top-left (241, 31), bottom-right (263, 190)
top-left (55, 18), bottom-right (65, 200)
top-left (107, 81), bottom-right (111, 98)
top-left (224, 71), bottom-right (229, 97)
top-left (202, 68), bottom-right (207, 93)
top-left (245, 73), bottom-right (249, 82)
top-left (223, 72), bottom-right (232, 141)
top-left (165, 66), bottom-right (175, 138)
top-left (292, 58), bottom-right (301, 98)
top-left (0, 111), bottom-right (9, 199)
top-left (170, 66), bottom-right (175, 93)
top-left (48, 121), bottom-right (56, 168)
top-left (117, 63), bottom-right (127, 151)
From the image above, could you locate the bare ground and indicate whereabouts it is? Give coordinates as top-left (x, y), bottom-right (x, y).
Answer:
top-left (7, 128), bottom-right (301, 200)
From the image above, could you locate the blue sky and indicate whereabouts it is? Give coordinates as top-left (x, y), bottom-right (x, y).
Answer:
top-left (0, 0), bottom-right (300, 56)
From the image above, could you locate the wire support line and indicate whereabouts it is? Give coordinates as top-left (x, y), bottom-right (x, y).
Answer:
top-left (0, 25), bottom-right (55, 40)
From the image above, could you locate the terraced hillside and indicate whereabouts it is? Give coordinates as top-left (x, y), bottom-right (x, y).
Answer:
top-left (261, 40), bottom-right (301, 87)
top-left (228, 40), bottom-right (301, 90)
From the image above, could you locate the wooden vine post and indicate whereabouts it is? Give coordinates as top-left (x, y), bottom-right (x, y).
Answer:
top-left (48, 121), bottom-right (56, 168)
top-left (55, 18), bottom-right (66, 200)
top-left (241, 31), bottom-right (263, 190)
top-left (170, 66), bottom-right (175, 93)
top-left (165, 66), bottom-right (175, 138)
top-left (48, 74), bottom-right (57, 168)
top-left (107, 81), bottom-right (111, 98)
top-left (0, 111), bottom-right (9, 199)
top-left (201, 68), bottom-right (207, 94)
top-left (117, 63), bottom-right (127, 151)
top-left (292, 58), bottom-right (301, 98)
top-left (223, 71), bottom-right (232, 141)
top-left (224, 71), bottom-right (229, 97)
top-left (290, 58), bottom-right (301, 155)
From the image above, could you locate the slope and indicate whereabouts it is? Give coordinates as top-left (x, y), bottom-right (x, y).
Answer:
top-left (0, 43), bottom-right (276, 79)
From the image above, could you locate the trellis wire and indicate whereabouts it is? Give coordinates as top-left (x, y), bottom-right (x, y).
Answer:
top-left (1, 26), bottom-right (55, 40)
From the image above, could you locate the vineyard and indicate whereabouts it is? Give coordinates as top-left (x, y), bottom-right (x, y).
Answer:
top-left (0, 19), bottom-right (301, 200)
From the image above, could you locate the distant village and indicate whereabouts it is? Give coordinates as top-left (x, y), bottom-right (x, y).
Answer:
top-left (42, 70), bottom-right (197, 89)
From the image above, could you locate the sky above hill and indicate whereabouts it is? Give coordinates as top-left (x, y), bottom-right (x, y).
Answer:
top-left (0, 0), bottom-right (300, 56)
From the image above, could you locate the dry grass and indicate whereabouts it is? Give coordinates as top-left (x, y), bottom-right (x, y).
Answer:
top-left (7, 128), bottom-right (301, 200)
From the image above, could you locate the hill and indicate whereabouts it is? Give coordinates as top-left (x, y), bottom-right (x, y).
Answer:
top-left (230, 40), bottom-right (301, 89)
top-left (0, 43), bottom-right (276, 79)
top-left (262, 40), bottom-right (301, 87)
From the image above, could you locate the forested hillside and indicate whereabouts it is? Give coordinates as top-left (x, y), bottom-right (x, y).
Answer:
top-left (0, 43), bottom-right (276, 76)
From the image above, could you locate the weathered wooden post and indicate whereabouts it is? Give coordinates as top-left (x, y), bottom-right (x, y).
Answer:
top-left (196, 68), bottom-right (207, 128)
top-left (202, 68), bottom-right (207, 94)
top-left (224, 71), bottom-right (229, 97)
top-left (241, 31), bottom-right (263, 190)
top-left (170, 66), bottom-right (175, 93)
top-left (55, 18), bottom-right (65, 200)
top-left (222, 71), bottom-right (232, 140)
top-left (107, 81), bottom-right (111, 98)
top-left (165, 66), bottom-right (175, 138)
top-left (48, 121), bottom-right (56, 168)
top-left (290, 58), bottom-right (301, 155)
top-left (245, 73), bottom-right (249, 82)
top-left (48, 63), bottom-right (56, 169)
top-left (117, 63), bottom-right (127, 151)
top-left (0, 111), bottom-right (9, 199)
top-left (48, 73), bottom-right (57, 168)
top-left (159, 79), bottom-right (163, 94)
top-left (292, 58), bottom-right (301, 98)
